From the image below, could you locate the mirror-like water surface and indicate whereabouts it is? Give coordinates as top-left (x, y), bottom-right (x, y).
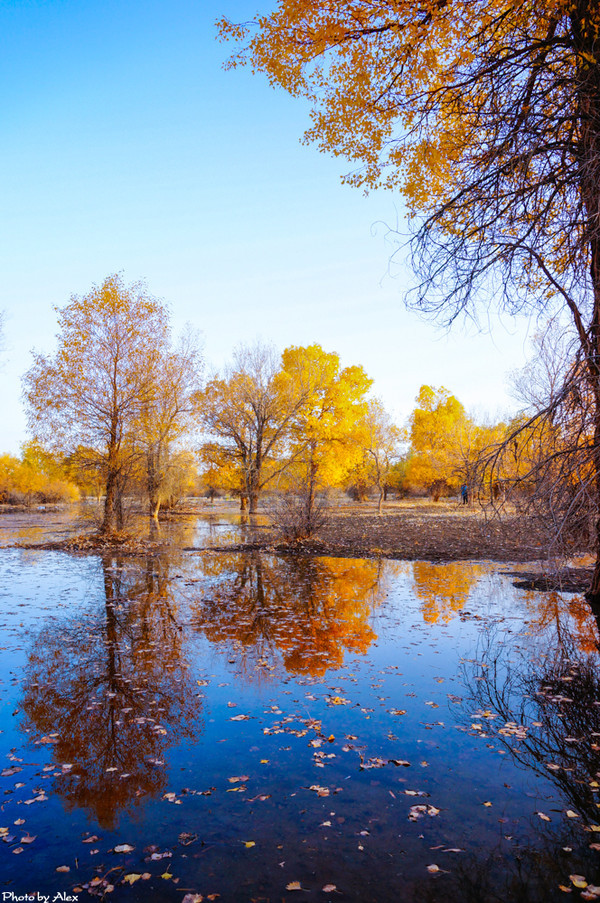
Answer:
top-left (1, 525), bottom-right (600, 901)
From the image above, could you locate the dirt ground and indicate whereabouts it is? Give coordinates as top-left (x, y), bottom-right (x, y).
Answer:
top-left (259, 498), bottom-right (558, 563)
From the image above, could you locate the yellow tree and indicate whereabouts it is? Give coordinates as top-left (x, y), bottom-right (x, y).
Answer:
top-left (23, 274), bottom-right (169, 535)
top-left (407, 385), bottom-right (468, 499)
top-left (281, 344), bottom-right (372, 531)
top-left (220, 1), bottom-right (600, 596)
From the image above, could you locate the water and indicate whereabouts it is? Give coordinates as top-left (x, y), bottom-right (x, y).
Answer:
top-left (0, 514), bottom-right (599, 901)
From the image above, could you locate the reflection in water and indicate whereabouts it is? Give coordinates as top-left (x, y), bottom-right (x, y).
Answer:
top-left (411, 561), bottom-right (484, 623)
top-left (461, 595), bottom-right (600, 826)
top-left (190, 553), bottom-right (381, 676)
top-left (20, 554), bottom-right (201, 828)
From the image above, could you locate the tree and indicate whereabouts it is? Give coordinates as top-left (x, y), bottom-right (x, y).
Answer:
top-left (280, 344), bottom-right (372, 534)
top-left (359, 398), bottom-right (402, 513)
top-left (199, 341), bottom-right (320, 513)
top-left (137, 328), bottom-right (203, 519)
top-left (23, 274), bottom-right (170, 535)
top-left (407, 385), bottom-right (468, 499)
top-left (219, 2), bottom-right (600, 596)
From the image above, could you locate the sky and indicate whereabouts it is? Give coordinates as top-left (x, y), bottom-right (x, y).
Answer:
top-left (0, 0), bottom-right (535, 455)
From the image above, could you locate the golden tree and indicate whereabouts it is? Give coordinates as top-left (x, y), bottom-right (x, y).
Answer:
top-left (23, 275), bottom-right (170, 534)
top-left (407, 385), bottom-right (468, 499)
top-left (220, 1), bottom-right (600, 595)
top-left (280, 344), bottom-right (372, 535)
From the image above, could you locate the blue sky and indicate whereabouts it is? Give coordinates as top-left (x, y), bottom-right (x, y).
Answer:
top-left (0, 0), bottom-right (532, 454)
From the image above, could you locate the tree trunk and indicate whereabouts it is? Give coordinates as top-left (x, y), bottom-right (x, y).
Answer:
top-left (378, 485), bottom-right (384, 515)
top-left (102, 466), bottom-right (119, 534)
top-left (576, 27), bottom-right (600, 600)
top-left (240, 494), bottom-right (248, 512)
top-left (147, 445), bottom-right (161, 520)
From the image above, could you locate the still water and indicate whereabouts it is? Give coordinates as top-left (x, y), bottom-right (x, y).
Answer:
top-left (1, 515), bottom-right (600, 901)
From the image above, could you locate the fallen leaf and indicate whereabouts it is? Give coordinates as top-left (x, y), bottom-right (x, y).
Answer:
top-left (243, 841), bottom-right (256, 848)
top-left (286, 882), bottom-right (302, 891)
top-left (322, 885), bottom-right (337, 893)
top-left (123, 874), bottom-right (142, 885)
top-left (56, 866), bottom-right (70, 873)
top-left (427, 864), bottom-right (440, 873)
top-left (570, 875), bottom-right (588, 889)
top-left (114, 843), bottom-right (135, 853)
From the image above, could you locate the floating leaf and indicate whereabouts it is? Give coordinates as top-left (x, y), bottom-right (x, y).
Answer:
top-left (536, 812), bottom-right (551, 822)
top-left (243, 841), bottom-right (256, 848)
top-left (56, 866), bottom-right (70, 873)
top-left (427, 864), bottom-right (440, 873)
top-left (114, 843), bottom-right (135, 853)
top-left (286, 882), bottom-right (302, 891)
top-left (566, 810), bottom-right (580, 819)
top-left (322, 885), bottom-right (337, 893)
top-left (123, 874), bottom-right (142, 885)
top-left (570, 875), bottom-right (588, 889)
top-left (182, 895), bottom-right (204, 903)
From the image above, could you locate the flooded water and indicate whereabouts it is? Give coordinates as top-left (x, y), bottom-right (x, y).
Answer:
top-left (1, 512), bottom-right (600, 901)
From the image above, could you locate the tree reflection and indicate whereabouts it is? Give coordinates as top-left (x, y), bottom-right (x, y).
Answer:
top-left (461, 595), bottom-right (600, 826)
top-left (411, 561), bottom-right (484, 624)
top-left (20, 553), bottom-right (200, 828)
top-left (189, 552), bottom-right (381, 676)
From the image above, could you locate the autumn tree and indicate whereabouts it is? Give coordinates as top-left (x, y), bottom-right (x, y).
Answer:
top-left (199, 341), bottom-right (322, 513)
top-left (407, 385), bottom-right (468, 499)
top-left (280, 344), bottom-right (372, 534)
top-left (358, 398), bottom-right (402, 513)
top-left (23, 275), bottom-right (170, 535)
top-left (220, 2), bottom-right (600, 595)
top-left (137, 328), bottom-right (203, 519)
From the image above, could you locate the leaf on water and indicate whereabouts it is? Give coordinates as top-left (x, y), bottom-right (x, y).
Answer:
top-left (123, 874), bottom-right (142, 885)
top-left (114, 843), bottom-right (135, 853)
top-left (322, 885), bottom-right (337, 893)
top-left (229, 714), bottom-right (250, 721)
top-left (56, 866), bottom-right (70, 873)
top-left (228, 776), bottom-right (249, 783)
top-left (1, 767), bottom-right (22, 777)
top-left (570, 875), bottom-right (588, 888)
top-left (320, 821), bottom-right (332, 827)
top-left (160, 872), bottom-right (173, 880)
top-left (12, 847), bottom-right (24, 854)
top-left (327, 697), bottom-right (349, 706)
top-left (390, 709), bottom-right (407, 716)
top-left (13, 820), bottom-right (25, 826)
top-left (182, 895), bottom-right (204, 903)
top-left (82, 835), bottom-right (100, 843)
top-left (536, 812), bottom-right (551, 821)
top-left (427, 864), bottom-right (440, 873)
top-left (286, 882), bottom-right (302, 891)
top-left (20, 835), bottom-right (36, 844)
top-left (483, 802), bottom-right (492, 807)
top-left (566, 810), bottom-right (580, 819)
top-left (243, 841), bottom-right (256, 848)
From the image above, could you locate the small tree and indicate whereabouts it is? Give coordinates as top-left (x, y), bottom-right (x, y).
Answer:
top-left (359, 399), bottom-right (402, 514)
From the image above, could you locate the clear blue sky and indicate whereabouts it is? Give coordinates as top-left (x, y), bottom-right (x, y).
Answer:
top-left (0, 0), bottom-right (532, 454)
